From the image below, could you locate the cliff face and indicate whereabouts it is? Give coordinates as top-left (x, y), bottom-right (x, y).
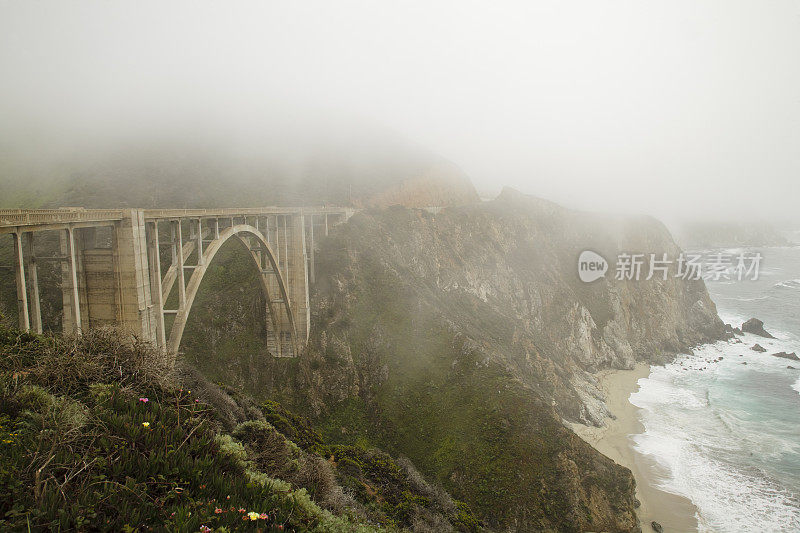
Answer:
top-left (298, 189), bottom-right (723, 531)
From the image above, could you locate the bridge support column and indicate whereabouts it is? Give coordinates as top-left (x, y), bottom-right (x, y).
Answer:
top-left (263, 223), bottom-right (285, 357)
top-left (60, 227), bottom-right (84, 334)
top-left (288, 214), bottom-right (310, 345)
top-left (147, 221), bottom-right (166, 348)
top-left (194, 219), bottom-right (204, 266)
top-left (24, 233), bottom-right (42, 334)
top-left (12, 232), bottom-right (29, 332)
top-left (308, 215), bottom-right (315, 284)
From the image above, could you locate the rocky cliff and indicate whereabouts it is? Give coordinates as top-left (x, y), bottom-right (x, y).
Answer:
top-left (295, 188), bottom-right (724, 531)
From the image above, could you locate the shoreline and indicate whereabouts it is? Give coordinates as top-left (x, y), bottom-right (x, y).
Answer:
top-left (571, 363), bottom-right (700, 533)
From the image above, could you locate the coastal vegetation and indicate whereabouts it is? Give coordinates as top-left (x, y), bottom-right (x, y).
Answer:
top-left (0, 324), bottom-right (478, 531)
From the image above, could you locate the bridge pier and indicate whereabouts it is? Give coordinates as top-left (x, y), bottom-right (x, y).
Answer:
top-left (58, 211), bottom-right (158, 343)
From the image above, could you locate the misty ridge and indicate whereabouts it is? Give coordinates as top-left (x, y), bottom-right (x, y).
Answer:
top-left (0, 114), bottom-right (477, 210)
top-left (1, 110), bottom-right (795, 248)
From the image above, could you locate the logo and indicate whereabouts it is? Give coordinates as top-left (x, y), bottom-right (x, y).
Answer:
top-left (578, 250), bottom-right (608, 282)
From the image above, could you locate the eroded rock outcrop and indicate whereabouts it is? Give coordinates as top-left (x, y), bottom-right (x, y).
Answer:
top-left (742, 318), bottom-right (776, 338)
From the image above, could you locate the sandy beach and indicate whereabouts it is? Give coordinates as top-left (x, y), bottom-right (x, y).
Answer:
top-left (571, 363), bottom-right (699, 533)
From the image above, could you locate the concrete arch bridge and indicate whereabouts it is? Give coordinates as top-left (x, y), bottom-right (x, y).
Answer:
top-left (0, 207), bottom-right (353, 357)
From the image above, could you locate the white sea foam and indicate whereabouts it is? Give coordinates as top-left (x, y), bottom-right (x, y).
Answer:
top-left (629, 248), bottom-right (800, 531)
top-left (775, 278), bottom-right (800, 289)
top-left (631, 343), bottom-right (800, 532)
top-left (730, 295), bottom-right (769, 302)
top-left (717, 310), bottom-right (749, 327)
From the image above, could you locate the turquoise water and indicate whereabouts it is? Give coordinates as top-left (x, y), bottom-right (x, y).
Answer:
top-left (631, 245), bottom-right (800, 532)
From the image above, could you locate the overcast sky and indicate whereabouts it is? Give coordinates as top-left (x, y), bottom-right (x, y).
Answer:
top-left (1, 1), bottom-right (798, 222)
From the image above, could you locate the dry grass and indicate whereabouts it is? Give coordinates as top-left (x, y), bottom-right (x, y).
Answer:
top-left (1, 326), bottom-right (173, 396)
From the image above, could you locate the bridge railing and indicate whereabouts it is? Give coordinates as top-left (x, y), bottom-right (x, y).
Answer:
top-left (142, 207), bottom-right (353, 219)
top-left (0, 209), bottom-right (126, 227)
top-left (0, 207), bottom-right (354, 232)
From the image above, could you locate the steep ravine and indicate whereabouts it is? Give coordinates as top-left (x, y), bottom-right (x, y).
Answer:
top-left (294, 188), bottom-right (724, 531)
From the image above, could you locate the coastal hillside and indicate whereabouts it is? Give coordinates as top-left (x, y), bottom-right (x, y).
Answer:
top-left (0, 325), bottom-right (480, 531)
top-left (294, 188), bottom-right (724, 530)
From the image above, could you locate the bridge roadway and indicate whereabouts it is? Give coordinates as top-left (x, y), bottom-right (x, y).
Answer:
top-left (0, 207), bottom-right (354, 358)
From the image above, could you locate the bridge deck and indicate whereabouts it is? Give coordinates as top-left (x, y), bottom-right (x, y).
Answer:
top-left (0, 206), bottom-right (353, 234)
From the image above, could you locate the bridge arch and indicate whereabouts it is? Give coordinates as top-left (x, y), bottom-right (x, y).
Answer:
top-left (166, 224), bottom-right (299, 357)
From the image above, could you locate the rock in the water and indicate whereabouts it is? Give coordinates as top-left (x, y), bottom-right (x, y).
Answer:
top-left (751, 344), bottom-right (767, 352)
top-left (733, 327), bottom-right (743, 335)
top-left (788, 366), bottom-right (796, 370)
top-left (651, 521), bottom-right (664, 533)
top-left (742, 318), bottom-right (775, 338)
top-left (772, 352), bottom-right (800, 361)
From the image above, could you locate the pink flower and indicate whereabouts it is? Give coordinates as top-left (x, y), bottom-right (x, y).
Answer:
top-left (214, 508), bottom-right (223, 514)
top-left (200, 526), bottom-right (212, 533)
top-left (139, 397), bottom-right (149, 403)
top-left (259, 513), bottom-right (268, 520)
top-left (238, 507), bottom-right (246, 513)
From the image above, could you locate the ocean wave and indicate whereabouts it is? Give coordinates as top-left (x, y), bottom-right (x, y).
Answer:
top-left (726, 295), bottom-right (770, 302)
top-left (633, 378), bottom-right (800, 532)
top-left (630, 371), bottom-right (707, 411)
top-left (774, 279), bottom-right (800, 289)
top-left (632, 432), bottom-right (800, 532)
top-left (717, 311), bottom-right (749, 327)
top-left (631, 347), bottom-right (800, 532)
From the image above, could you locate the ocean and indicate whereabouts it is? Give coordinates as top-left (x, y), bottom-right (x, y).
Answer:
top-left (630, 244), bottom-right (800, 532)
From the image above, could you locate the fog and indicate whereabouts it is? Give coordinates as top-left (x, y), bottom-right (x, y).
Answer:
top-left (1, 1), bottom-right (798, 223)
